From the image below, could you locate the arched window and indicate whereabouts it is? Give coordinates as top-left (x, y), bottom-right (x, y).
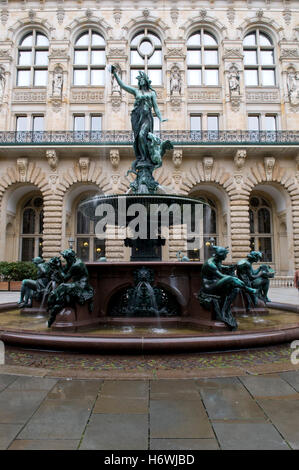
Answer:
top-left (20, 196), bottom-right (43, 261)
top-left (73, 30), bottom-right (106, 86)
top-left (243, 30), bottom-right (276, 86)
top-left (17, 31), bottom-right (49, 87)
top-left (188, 196), bottom-right (217, 261)
top-left (76, 199), bottom-right (105, 261)
top-left (187, 30), bottom-right (219, 86)
top-left (130, 29), bottom-right (162, 86)
top-left (249, 195), bottom-right (273, 262)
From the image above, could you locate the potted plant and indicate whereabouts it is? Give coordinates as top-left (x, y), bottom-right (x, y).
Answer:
top-left (0, 262), bottom-right (38, 291)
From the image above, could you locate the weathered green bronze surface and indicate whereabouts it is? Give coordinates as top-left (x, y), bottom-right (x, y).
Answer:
top-left (197, 246), bottom-right (257, 330)
top-left (47, 249), bottom-right (94, 327)
top-left (111, 66), bottom-right (173, 194)
top-left (109, 266), bottom-right (180, 317)
top-left (236, 251), bottom-right (275, 306)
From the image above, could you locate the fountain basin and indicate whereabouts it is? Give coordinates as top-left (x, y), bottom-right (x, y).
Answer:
top-left (0, 304), bottom-right (298, 353)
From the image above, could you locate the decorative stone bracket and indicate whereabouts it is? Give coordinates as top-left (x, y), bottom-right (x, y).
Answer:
top-left (79, 157), bottom-right (90, 182)
top-left (110, 149), bottom-right (120, 169)
top-left (16, 158), bottom-right (28, 182)
top-left (203, 157), bottom-right (214, 182)
top-left (46, 149), bottom-right (58, 172)
top-left (264, 156), bottom-right (276, 181)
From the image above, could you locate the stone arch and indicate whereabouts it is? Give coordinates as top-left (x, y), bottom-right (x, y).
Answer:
top-left (237, 16), bottom-right (284, 42)
top-left (179, 13), bottom-right (227, 43)
top-left (0, 162), bottom-right (61, 260)
top-left (172, 159), bottom-right (237, 198)
top-left (57, 163), bottom-right (113, 195)
top-left (122, 14), bottom-right (170, 41)
top-left (8, 16), bottom-right (55, 43)
top-left (245, 164), bottom-right (299, 272)
top-left (65, 14), bottom-right (113, 42)
top-left (176, 162), bottom-right (239, 260)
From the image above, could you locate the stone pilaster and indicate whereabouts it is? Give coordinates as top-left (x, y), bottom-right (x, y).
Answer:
top-left (105, 225), bottom-right (126, 261)
top-left (42, 191), bottom-right (63, 260)
top-left (168, 224), bottom-right (188, 260)
top-left (229, 198), bottom-right (251, 262)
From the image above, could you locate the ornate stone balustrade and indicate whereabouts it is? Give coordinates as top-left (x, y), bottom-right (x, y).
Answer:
top-left (0, 130), bottom-right (298, 146)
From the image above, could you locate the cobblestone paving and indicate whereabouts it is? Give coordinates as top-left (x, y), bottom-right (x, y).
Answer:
top-left (4, 343), bottom-right (295, 373)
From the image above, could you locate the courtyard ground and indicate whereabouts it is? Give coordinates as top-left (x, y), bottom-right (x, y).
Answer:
top-left (0, 288), bottom-right (298, 451)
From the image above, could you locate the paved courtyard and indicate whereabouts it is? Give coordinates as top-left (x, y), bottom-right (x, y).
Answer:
top-left (0, 373), bottom-right (298, 450)
top-left (0, 287), bottom-right (298, 451)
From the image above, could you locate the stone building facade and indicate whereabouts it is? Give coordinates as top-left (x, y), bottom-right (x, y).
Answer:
top-left (0, 0), bottom-right (298, 275)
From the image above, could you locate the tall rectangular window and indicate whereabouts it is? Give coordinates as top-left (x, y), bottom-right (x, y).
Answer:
top-left (265, 115), bottom-right (277, 131)
top-left (190, 115), bottom-right (201, 140)
top-left (74, 115), bottom-right (85, 131)
top-left (207, 115), bottom-right (219, 131)
top-left (32, 115), bottom-right (44, 143)
top-left (248, 114), bottom-right (260, 142)
top-left (90, 114), bottom-right (102, 141)
top-left (248, 115), bottom-right (260, 131)
top-left (90, 115), bottom-right (102, 131)
top-left (190, 115), bottom-right (201, 131)
top-left (32, 116), bottom-right (44, 131)
top-left (16, 116), bottom-right (27, 143)
top-left (207, 115), bottom-right (219, 140)
top-left (16, 116), bottom-right (27, 132)
top-left (265, 114), bottom-right (277, 142)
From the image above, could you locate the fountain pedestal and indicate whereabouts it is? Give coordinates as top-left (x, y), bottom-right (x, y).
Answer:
top-left (49, 261), bottom-right (227, 332)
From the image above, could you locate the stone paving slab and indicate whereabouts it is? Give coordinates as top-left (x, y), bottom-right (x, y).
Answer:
top-left (150, 438), bottom-right (219, 450)
top-left (8, 439), bottom-right (80, 450)
top-left (0, 389), bottom-right (50, 424)
top-left (0, 423), bottom-right (23, 450)
top-left (150, 379), bottom-right (201, 400)
top-left (93, 380), bottom-right (148, 414)
top-left (212, 422), bottom-right (289, 450)
top-left (150, 399), bottom-right (214, 439)
top-left (257, 398), bottom-right (299, 450)
top-left (79, 413), bottom-right (148, 450)
top-left (7, 376), bottom-right (58, 391)
top-left (0, 374), bottom-right (17, 392)
top-left (0, 371), bottom-right (298, 449)
top-left (47, 379), bottom-right (102, 403)
top-left (196, 377), bottom-right (265, 420)
top-left (280, 371), bottom-right (299, 392)
top-left (239, 374), bottom-right (298, 397)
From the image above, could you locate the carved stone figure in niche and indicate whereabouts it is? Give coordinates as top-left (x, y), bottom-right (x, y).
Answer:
top-left (170, 65), bottom-right (182, 95)
top-left (0, 66), bottom-right (5, 101)
top-left (287, 69), bottom-right (299, 106)
top-left (52, 67), bottom-right (63, 97)
top-left (228, 65), bottom-right (240, 95)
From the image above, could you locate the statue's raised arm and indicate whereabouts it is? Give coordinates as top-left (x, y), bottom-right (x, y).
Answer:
top-left (111, 65), bottom-right (136, 96)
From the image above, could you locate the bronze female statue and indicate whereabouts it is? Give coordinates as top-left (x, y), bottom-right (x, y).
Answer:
top-left (110, 66), bottom-right (172, 193)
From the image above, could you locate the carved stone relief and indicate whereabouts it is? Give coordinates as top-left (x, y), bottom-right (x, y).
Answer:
top-left (16, 158), bottom-right (28, 182)
top-left (46, 149), bottom-right (58, 171)
top-left (264, 157), bottom-right (276, 181)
